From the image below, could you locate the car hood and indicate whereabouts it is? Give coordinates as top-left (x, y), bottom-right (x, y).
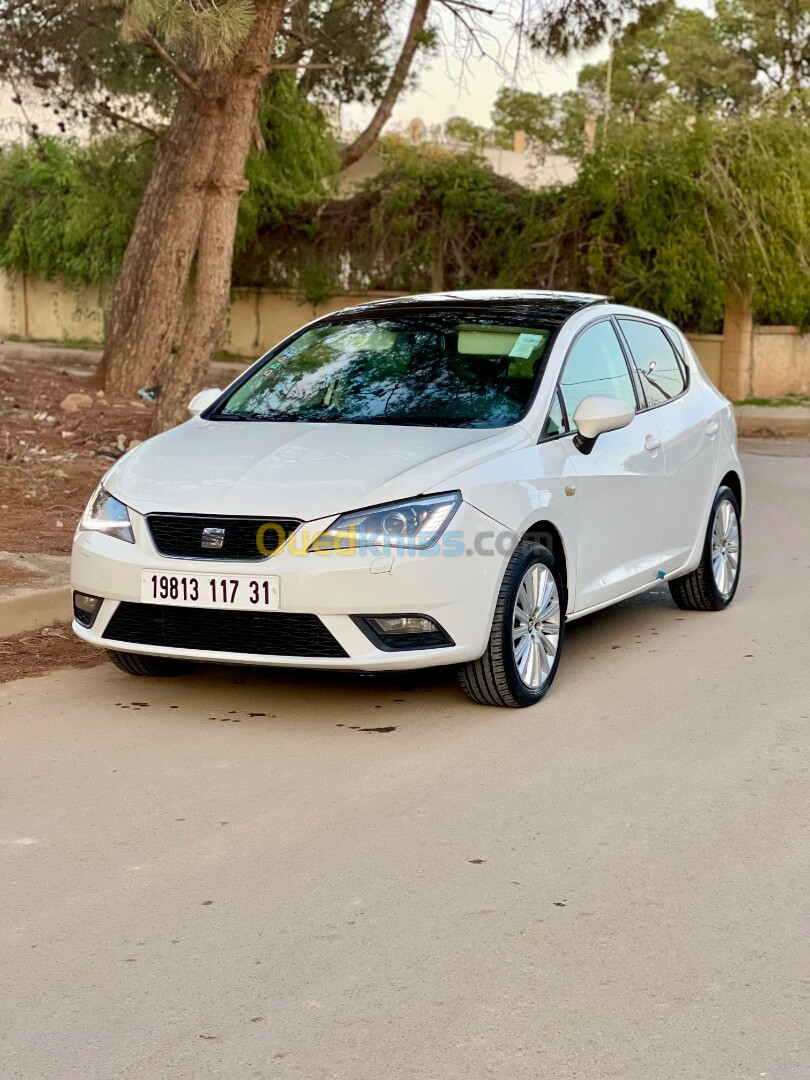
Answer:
top-left (105, 418), bottom-right (531, 521)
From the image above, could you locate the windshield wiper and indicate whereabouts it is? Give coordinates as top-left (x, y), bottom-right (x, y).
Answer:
top-left (346, 416), bottom-right (475, 427)
top-left (211, 411), bottom-right (482, 427)
top-left (212, 410), bottom-right (311, 422)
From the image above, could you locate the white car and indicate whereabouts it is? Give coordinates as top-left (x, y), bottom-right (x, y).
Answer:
top-left (72, 291), bottom-right (744, 707)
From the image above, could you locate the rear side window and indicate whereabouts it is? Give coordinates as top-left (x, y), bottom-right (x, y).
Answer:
top-left (618, 319), bottom-right (686, 407)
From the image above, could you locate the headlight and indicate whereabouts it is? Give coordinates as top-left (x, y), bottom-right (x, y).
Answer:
top-left (79, 485), bottom-right (135, 543)
top-left (310, 492), bottom-right (461, 553)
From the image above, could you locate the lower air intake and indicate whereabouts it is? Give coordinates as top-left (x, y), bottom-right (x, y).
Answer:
top-left (103, 603), bottom-right (348, 658)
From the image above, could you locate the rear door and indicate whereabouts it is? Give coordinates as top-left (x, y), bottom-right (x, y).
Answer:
top-left (615, 317), bottom-right (720, 573)
top-left (558, 318), bottom-right (668, 612)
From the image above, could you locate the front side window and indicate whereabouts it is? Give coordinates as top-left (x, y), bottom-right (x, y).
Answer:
top-left (558, 320), bottom-right (636, 421)
top-left (214, 316), bottom-right (555, 429)
top-left (618, 319), bottom-right (686, 407)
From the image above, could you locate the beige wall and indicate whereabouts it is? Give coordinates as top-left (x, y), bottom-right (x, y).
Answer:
top-left (1, 270), bottom-right (808, 399)
top-left (751, 327), bottom-right (810, 398)
top-left (0, 271), bottom-right (106, 343)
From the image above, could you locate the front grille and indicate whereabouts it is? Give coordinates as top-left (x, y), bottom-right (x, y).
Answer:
top-left (146, 514), bottom-right (300, 561)
top-left (104, 603), bottom-right (348, 658)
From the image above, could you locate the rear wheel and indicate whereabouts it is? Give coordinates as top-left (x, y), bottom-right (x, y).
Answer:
top-left (459, 541), bottom-right (565, 707)
top-left (669, 485), bottom-right (742, 612)
top-left (106, 650), bottom-right (196, 677)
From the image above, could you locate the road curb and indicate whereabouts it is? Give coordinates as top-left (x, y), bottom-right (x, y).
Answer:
top-left (736, 409), bottom-right (810, 439)
top-left (0, 585), bottom-right (73, 637)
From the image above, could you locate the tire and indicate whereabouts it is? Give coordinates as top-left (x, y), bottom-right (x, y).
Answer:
top-left (669, 485), bottom-right (742, 612)
top-left (459, 541), bottom-right (565, 708)
top-left (106, 649), bottom-right (196, 677)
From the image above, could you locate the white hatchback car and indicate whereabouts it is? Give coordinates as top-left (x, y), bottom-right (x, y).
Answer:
top-left (72, 291), bottom-right (744, 707)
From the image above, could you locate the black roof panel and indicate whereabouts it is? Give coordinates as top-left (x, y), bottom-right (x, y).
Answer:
top-left (331, 289), bottom-right (608, 329)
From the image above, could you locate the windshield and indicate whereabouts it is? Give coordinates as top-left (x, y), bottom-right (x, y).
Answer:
top-left (213, 314), bottom-right (554, 429)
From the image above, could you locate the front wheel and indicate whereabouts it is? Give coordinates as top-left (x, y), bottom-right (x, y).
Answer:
top-left (669, 485), bottom-right (742, 612)
top-left (459, 541), bottom-right (565, 707)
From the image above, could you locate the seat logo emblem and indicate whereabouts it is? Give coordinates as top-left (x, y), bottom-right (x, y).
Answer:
top-left (201, 526), bottom-right (226, 550)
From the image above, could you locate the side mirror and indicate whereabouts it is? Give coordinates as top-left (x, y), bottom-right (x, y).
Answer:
top-left (572, 394), bottom-right (634, 455)
top-left (188, 387), bottom-right (222, 417)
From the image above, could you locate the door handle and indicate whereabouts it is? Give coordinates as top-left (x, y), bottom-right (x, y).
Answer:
top-left (706, 420), bottom-right (719, 437)
top-left (644, 434), bottom-right (661, 452)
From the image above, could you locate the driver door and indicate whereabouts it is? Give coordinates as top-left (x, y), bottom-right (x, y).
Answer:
top-left (558, 319), bottom-right (667, 612)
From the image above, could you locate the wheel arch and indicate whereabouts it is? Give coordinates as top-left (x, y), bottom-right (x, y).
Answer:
top-left (521, 519), bottom-right (571, 611)
top-left (719, 469), bottom-right (743, 515)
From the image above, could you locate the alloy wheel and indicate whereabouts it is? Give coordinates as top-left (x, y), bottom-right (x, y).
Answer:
top-left (711, 498), bottom-right (740, 597)
top-left (512, 564), bottom-right (561, 690)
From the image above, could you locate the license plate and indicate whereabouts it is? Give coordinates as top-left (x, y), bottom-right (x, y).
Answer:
top-left (140, 571), bottom-right (279, 611)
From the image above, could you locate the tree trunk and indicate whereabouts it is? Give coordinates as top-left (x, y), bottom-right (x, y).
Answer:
top-left (100, 82), bottom-right (223, 396)
top-left (720, 291), bottom-right (753, 401)
top-left (339, 0), bottom-right (431, 170)
top-left (102, 0), bottom-right (286, 401)
top-left (153, 0), bottom-right (287, 432)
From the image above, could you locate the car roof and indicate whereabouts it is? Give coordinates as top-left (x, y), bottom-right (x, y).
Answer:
top-left (334, 289), bottom-right (609, 325)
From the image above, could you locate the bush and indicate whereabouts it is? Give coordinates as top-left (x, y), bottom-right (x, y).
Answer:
top-left (2, 114), bottom-right (807, 332)
top-left (516, 116), bottom-right (810, 331)
top-left (0, 136), bottom-right (152, 285)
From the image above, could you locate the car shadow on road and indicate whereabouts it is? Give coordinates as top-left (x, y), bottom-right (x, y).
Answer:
top-left (114, 584), bottom-right (685, 723)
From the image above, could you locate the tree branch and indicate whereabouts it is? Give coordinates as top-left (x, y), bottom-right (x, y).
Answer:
top-left (123, 16), bottom-right (202, 96)
top-left (339, 0), bottom-right (433, 171)
top-left (270, 62), bottom-right (341, 70)
top-left (93, 100), bottom-right (164, 140)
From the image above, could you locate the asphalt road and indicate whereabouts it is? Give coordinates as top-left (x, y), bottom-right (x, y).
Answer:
top-left (2, 448), bottom-right (808, 1080)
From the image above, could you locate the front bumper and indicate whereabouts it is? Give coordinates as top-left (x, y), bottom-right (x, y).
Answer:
top-left (71, 501), bottom-right (510, 671)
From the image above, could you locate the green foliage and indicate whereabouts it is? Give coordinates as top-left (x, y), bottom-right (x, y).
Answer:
top-left (0, 76), bottom-right (340, 290)
top-left (578, 2), bottom-right (762, 121)
top-left (492, 88), bottom-right (557, 148)
top-left (293, 0), bottom-right (396, 106)
top-left (354, 147), bottom-right (538, 293)
top-left (491, 86), bottom-right (591, 156)
top-left (445, 116), bottom-right (493, 148)
top-left (0, 137), bottom-right (153, 284)
top-left (0, 1), bottom-right (178, 133)
top-left (518, 116), bottom-right (810, 330)
top-left (716, 0), bottom-right (810, 101)
top-left (238, 143), bottom-right (558, 302)
top-left (244, 116), bottom-right (810, 330)
top-left (125, 0), bottom-right (255, 66)
top-left (233, 74), bottom-right (340, 286)
top-left (525, 0), bottom-right (664, 57)
top-left (0, 0), bottom-right (407, 140)
top-left (3, 114), bottom-right (808, 333)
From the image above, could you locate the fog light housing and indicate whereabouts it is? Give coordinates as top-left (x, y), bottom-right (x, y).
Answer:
top-left (354, 614), bottom-right (454, 651)
top-left (370, 616), bottom-right (438, 635)
top-left (73, 591), bottom-right (103, 628)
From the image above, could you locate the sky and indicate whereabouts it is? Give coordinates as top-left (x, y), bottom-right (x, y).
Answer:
top-left (345, 0), bottom-right (713, 135)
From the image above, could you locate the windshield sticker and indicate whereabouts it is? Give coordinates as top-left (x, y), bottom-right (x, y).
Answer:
top-left (261, 354), bottom-right (292, 376)
top-left (509, 333), bottom-right (544, 359)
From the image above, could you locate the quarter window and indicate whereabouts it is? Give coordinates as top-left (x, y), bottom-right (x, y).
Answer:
top-left (541, 389), bottom-right (567, 439)
top-left (558, 320), bottom-right (636, 421)
top-left (618, 319), bottom-right (686, 407)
